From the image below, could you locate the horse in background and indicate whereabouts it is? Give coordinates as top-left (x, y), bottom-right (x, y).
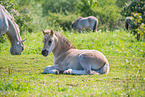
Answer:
top-left (71, 16), bottom-right (98, 33)
top-left (41, 29), bottom-right (109, 75)
top-left (125, 17), bottom-right (133, 30)
top-left (0, 5), bottom-right (26, 55)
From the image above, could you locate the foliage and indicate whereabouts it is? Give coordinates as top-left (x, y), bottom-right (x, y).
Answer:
top-left (0, 0), bottom-right (131, 32)
top-left (42, 0), bottom-right (79, 16)
top-left (116, 0), bottom-right (134, 8)
top-left (76, 0), bottom-right (96, 16)
top-left (0, 34), bottom-right (6, 43)
top-left (0, 0), bottom-right (145, 40)
top-left (0, 0), bottom-right (15, 11)
top-left (121, 0), bottom-right (145, 41)
top-left (49, 12), bottom-right (79, 31)
top-left (95, 0), bottom-right (122, 31)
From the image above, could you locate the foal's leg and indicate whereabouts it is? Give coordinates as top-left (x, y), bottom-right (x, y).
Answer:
top-left (63, 69), bottom-right (99, 75)
top-left (78, 54), bottom-right (100, 75)
top-left (63, 69), bottom-right (86, 75)
top-left (63, 56), bottom-right (97, 75)
top-left (44, 65), bottom-right (59, 74)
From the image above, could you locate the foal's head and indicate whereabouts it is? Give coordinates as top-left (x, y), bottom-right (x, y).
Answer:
top-left (41, 30), bottom-right (56, 57)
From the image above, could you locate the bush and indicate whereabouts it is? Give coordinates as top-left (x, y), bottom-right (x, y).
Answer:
top-left (121, 0), bottom-right (145, 41)
top-left (42, 0), bottom-right (79, 16)
top-left (49, 12), bottom-right (79, 31)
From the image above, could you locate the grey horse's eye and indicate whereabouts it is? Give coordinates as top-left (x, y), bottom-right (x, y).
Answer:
top-left (22, 47), bottom-right (24, 50)
top-left (48, 40), bottom-right (52, 45)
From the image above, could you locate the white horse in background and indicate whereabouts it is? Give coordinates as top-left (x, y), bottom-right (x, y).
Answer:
top-left (71, 16), bottom-right (98, 33)
top-left (41, 29), bottom-right (109, 75)
top-left (0, 5), bottom-right (26, 55)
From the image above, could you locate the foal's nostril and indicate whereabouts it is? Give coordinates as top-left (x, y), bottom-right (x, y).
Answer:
top-left (41, 49), bottom-right (49, 56)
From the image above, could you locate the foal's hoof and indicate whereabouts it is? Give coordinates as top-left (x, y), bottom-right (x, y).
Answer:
top-left (53, 69), bottom-right (59, 74)
top-left (63, 69), bottom-right (72, 74)
top-left (90, 71), bottom-right (100, 75)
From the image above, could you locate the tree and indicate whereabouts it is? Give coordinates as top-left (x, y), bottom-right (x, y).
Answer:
top-left (121, 0), bottom-right (145, 41)
top-left (116, 0), bottom-right (134, 8)
top-left (76, 0), bottom-right (97, 16)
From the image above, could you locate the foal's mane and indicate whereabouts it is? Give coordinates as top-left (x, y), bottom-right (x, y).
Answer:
top-left (55, 32), bottom-right (76, 50)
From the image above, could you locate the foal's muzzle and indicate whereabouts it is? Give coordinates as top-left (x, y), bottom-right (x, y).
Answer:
top-left (41, 49), bottom-right (49, 57)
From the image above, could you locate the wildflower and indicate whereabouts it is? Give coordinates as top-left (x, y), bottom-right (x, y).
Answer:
top-left (139, 16), bottom-right (142, 18)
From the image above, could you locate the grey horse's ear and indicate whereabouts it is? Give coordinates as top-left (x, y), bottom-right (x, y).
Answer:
top-left (50, 30), bottom-right (54, 36)
top-left (21, 38), bottom-right (27, 43)
top-left (42, 29), bottom-right (45, 35)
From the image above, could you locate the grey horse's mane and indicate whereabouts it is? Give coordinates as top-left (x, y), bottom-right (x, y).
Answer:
top-left (54, 32), bottom-right (76, 50)
top-left (0, 5), bottom-right (21, 41)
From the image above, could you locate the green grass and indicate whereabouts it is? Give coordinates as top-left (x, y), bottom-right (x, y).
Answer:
top-left (0, 31), bottom-right (145, 96)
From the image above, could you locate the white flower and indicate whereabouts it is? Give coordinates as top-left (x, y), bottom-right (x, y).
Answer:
top-left (135, 13), bottom-right (137, 16)
top-left (139, 16), bottom-right (142, 18)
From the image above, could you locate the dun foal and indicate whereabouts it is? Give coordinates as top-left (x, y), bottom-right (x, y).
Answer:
top-left (41, 30), bottom-right (109, 75)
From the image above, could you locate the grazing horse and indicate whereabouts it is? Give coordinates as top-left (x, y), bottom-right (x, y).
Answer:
top-left (71, 16), bottom-right (98, 33)
top-left (41, 29), bottom-right (109, 75)
top-left (125, 17), bottom-right (133, 30)
top-left (0, 5), bottom-right (26, 55)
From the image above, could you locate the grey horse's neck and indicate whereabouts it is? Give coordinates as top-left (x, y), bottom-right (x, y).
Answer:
top-left (6, 19), bottom-right (21, 45)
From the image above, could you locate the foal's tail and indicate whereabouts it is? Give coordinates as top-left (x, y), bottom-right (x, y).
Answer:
top-left (95, 62), bottom-right (109, 74)
top-left (93, 20), bottom-right (98, 32)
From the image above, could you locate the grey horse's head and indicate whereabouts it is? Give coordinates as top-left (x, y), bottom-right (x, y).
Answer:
top-left (125, 17), bottom-right (133, 30)
top-left (71, 21), bottom-right (77, 30)
top-left (71, 17), bottom-right (82, 30)
top-left (10, 39), bottom-right (26, 55)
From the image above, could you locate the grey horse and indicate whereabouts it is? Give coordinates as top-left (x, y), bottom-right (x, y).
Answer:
top-left (0, 5), bottom-right (26, 55)
top-left (72, 16), bottom-right (98, 33)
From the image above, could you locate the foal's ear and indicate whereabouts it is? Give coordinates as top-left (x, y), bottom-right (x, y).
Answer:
top-left (50, 30), bottom-right (54, 36)
top-left (42, 29), bottom-right (45, 35)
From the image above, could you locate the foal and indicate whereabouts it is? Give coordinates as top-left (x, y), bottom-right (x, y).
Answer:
top-left (41, 30), bottom-right (109, 75)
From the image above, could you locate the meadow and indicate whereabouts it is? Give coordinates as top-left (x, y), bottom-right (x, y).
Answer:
top-left (0, 30), bottom-right (145, 96)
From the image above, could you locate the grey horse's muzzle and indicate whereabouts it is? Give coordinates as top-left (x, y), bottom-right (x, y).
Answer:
top-left (41, 49), bottom-right (49, 57)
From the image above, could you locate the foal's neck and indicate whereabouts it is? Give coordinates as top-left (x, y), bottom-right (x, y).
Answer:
top-left (52, 40), bottom-right (71, 58)
top-left (52, 34), bottom-right (75, 58)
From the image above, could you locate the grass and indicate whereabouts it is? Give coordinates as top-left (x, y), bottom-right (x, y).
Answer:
top-left (0, 30), bottom-right (145, 96)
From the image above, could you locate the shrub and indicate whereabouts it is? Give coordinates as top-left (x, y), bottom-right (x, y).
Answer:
top-left (121, 0), bottom-right (145, 41)
top-left (42, 0), bottom-right (79, 16)
top-left (49, 12), bottom-right (79, 31)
